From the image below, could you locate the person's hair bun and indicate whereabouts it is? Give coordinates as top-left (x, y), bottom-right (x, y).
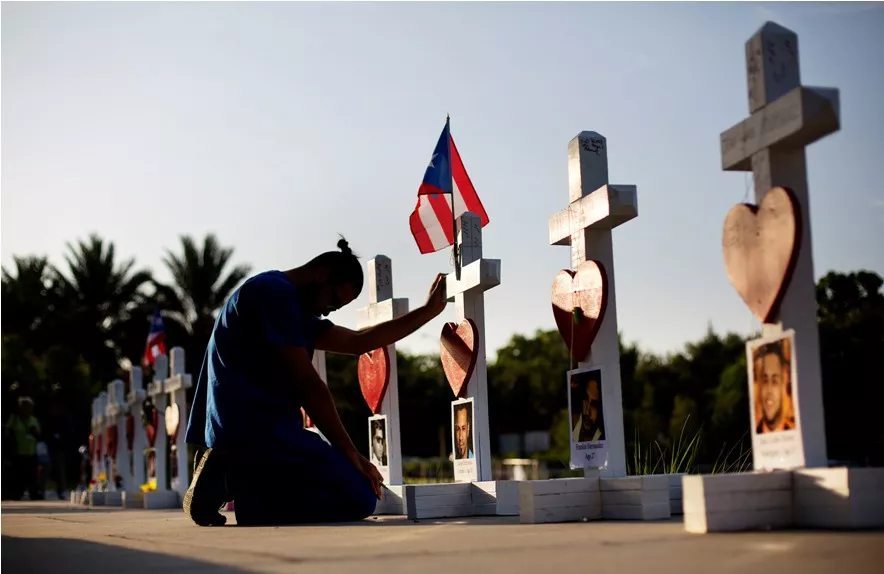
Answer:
top-left (337, 237), bottom-right (352, 255)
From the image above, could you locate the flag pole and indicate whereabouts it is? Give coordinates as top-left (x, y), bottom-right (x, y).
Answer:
top-left (448, 113), bottom-right (461, 281)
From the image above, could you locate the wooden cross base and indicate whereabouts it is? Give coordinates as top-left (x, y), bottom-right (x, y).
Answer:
top-left (682, 468), bottom-right (884, 533)
top-left (403, 481), bottom-right (520, 520)
top-left (518, 475), bottom-right (679, 524)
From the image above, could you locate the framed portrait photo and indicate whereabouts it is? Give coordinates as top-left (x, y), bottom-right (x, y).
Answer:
top-left (567, 366), bottom-right (608, 469)
top-left (746, 329), bottom-right (804, 470)
top-left (451, 398), bottom-right (477, 482)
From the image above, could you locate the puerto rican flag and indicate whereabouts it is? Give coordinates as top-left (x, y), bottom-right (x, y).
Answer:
top-left (143, 307), bottom-right (167, 367)
top-left (409, 117), bottom-right (490, 254)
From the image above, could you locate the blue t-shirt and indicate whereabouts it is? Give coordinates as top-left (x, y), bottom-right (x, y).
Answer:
top-left (184, 270), bottom-right (333, 455)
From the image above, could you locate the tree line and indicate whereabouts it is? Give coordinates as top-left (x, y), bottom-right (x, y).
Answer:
top-left (3, 233), bottom-right (882, 470)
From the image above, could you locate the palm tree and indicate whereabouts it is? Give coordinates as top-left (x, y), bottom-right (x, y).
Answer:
top-left (53, 234), bottom-right (153, 384)
top-left (1, 256), bottom-right (58, 348)
top-left (154, 234), bottom-right (251, 375)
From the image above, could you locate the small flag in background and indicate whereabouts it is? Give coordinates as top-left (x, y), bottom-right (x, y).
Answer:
top-left (409, 117), bottom-right (490, 254)
top-left (143, 307), bottom-right (167, 367)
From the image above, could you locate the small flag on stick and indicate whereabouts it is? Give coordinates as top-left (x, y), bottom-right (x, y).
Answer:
top-left (409, 117), bottom-right (490, 262)
top-left (143, 307), bottom-right (167, 367)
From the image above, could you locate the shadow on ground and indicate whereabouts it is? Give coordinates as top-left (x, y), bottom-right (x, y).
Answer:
top-left (1, 536), bottom-right (249, 573)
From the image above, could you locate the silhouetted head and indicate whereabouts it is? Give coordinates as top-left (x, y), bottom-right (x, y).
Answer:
top-left (18, 396), bottom-right (34, 417)
top-left (299, 237), bottom-right (364, 317)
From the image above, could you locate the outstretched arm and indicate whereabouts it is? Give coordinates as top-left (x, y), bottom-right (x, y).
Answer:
top-left (316, 273), bottom-right (448, 355)
top-left (279, 345), bottom-right (359, 455)
top-left (279, 345), bottom-right (384, 498)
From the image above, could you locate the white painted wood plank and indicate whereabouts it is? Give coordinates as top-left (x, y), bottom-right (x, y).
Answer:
top-left (599, 475), bottom-right (669, 491)
top-left (682, 471), bottom-right (792, 494)
top-left (519, 478), bottom-right (599, 496)
top-left (793, 467), bottom-right (884, 492)
top-left (602, 501), bottom-right (671, 521)
top-left (684, 489), bottom-right (793, 514)
top-left (601, 489), bottom-right (669, 506)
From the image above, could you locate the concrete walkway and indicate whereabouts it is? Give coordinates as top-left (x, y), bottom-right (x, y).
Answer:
top-left (3, 501), bottom-right (882, 573)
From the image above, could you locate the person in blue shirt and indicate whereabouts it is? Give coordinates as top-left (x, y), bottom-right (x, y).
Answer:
top-left (183, 238), bottom-right (447, 526)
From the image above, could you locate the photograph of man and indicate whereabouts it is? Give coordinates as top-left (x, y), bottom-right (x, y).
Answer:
top-left (570, 369), bottom-right (606, 443)
top-left (452, 400), bottom-right (474, 460)
top-left (369, 416), bottom-right (388, 467)
top-left (752, 337), bottom-right (797, 434)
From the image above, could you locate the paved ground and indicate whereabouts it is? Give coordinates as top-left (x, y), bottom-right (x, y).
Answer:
top-left (3, 501), bottom-right (883, 573)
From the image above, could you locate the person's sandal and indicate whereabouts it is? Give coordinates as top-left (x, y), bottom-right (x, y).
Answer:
top-left (183, 448), bottom-right (229, 527)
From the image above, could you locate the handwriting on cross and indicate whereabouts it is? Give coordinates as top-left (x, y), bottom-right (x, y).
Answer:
top-left (746, 22), bottom-right (800, 113)
top-left (579, 134), bottom-right (606, 157)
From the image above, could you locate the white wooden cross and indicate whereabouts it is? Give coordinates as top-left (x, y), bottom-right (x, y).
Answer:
top-left (304, 350), bottom-right (331, 444)
top-left (90, 396), bottom-right (103, 484)
top-left (548, 131), bottom-right (638, 478)
top-left (164, 346), bottom-right (193, 496)
top-left (719, 21), bottom-right (839, 468)
top-left (145, 355), bottom-right (170, 492)
top-left (444, 212), bottom-right (501, 482)
top-left (96, 391), bottom-right (109, 486)
top-left (105, 378), bottom-right (127, 492)
top-left (355, 255), bottom-right (409, 486)
top-left (126, 366), bottom-right (147, 492)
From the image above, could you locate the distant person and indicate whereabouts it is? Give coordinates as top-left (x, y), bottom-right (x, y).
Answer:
top-left (755, 341), bottom-right (796, 434)
top-left (369, 419), bottom-right (387, 467)
top-left (5, 397), bottom-right (42, 500)
top-left (44, 400), bottom-right (74, 500)
top-left (453, 403), bottom-right (474, 460)
top-left (184, 238), bottom-right (447, 527)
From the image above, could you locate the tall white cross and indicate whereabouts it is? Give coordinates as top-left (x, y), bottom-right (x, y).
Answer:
top-left (96, 390), bottom-right (109, 485)
top-left (164, 346), bottom-right (193, 496)
top-left (548, 131), bottom-right (639, 478)
top-left (90, 396), bottom-right (104, 484)
top-left (445, 212), bottom-right (501, 482)
top-left (356, 255), bottom-right (409, 486)
top-left (719, 21), bottom-right (839, 468)
top-left (105, 378), bottom-right (127, 491)
top-left (145, 355), bottom-right (170, 491)
top-left (126, 366), bottom-right (147, 492)
top-left (303, 350), bottom-right (331, 444)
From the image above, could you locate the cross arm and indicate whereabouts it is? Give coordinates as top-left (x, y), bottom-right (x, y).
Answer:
top-left (164, 374), bottom-right (193, 393)
top-left (444, 258), bottom-right (501, 300)
top-left (549, 184), bottom-right (638, 246)
top-left (356, 298), bottom-right (409, 330)
top-left (720, 86), bottom-right (840, 171)
top-left (127, 388), bottom-right (146, 406)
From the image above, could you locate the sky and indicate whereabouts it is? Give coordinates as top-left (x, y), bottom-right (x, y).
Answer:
top-left (3, 1), bottom-right (883, 361)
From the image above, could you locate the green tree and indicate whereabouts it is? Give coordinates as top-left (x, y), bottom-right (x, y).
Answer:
top-left (53, 234), bottom-right (153, 384)
top-left (817, 270), bottom-right (884, 465)
top-left (153, 234), bottom-right (252, 376)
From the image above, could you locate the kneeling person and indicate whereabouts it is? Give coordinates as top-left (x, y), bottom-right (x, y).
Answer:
top-left (183, 238), bottom-right (447, 526)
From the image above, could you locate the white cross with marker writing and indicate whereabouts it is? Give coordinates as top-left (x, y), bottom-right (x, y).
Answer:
top-left (719, 21), bottom-right (840, 468)
top-left (443, 212), bottom-right (501, 482)
top-left (548, 131), bottom-right (639, 478)
top-left (355, 255), bottom-right (409, 486)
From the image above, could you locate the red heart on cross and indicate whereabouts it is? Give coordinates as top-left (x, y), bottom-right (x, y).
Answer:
top-left (722, 186), bottom-right (801, 323)
top-left (440, 319), bottom-right (480, 398)
top-left (126, 414), bottom-right (135, 451)
top-left (145, 408), bottom-right (159, 448)
top-left (358, 347), bottom-right (391, 414)
top-left (551, 260), bottom-right (609, 362)
top-left (106, 425), bottom-right (118, 459)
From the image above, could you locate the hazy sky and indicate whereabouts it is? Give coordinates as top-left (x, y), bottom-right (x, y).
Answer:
top-left (3, 2), bottom-right (883, 361)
